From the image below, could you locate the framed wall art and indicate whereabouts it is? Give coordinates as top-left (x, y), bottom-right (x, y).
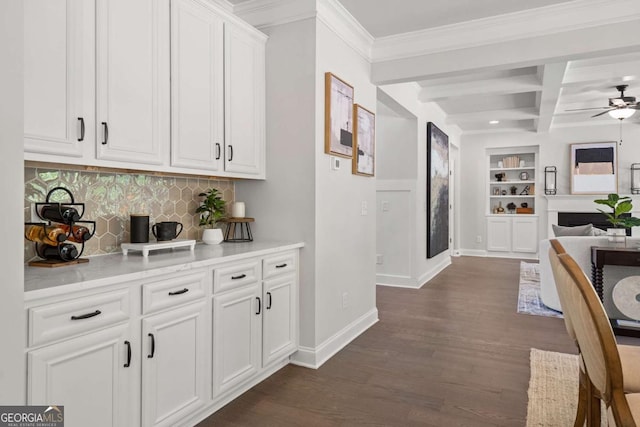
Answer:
top-left (324, 72), bottom-right (354, 158)
top-left (352, 104), bottom-right (375, 177)
top-left (570, 141), bottom-right (617, 195)
top-left (427, 122), bottom-right (449, 259)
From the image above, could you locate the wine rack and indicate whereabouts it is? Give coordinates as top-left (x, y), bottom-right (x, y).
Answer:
top-left (25, 187), bottom-right (96, 267)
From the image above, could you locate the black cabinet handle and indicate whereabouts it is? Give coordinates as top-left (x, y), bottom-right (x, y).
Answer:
top-left (168, 288), bottom-right (189, 296)
top-left (215, 143), bottom-right (221, 160)
top-left (266, 292), bottom-right (272, 310)
top-left (102, 122), bottom-right (109, 145)
top-left (256, 297), bottom-right (261, 315)
top-left (78, 117), bottom-right (85, 141)
top-left (70, 309), bottom-right (101, 320)
top-left (275, 263), bottom-right (287, 269)
top-left (148, 333), bottom-right (155, 358)
top-left (228, 145), bottom-right (233, 162)
top-left (231, 274), bottom-right (246, 280)
top-left (124, 340), bottom-right (131, 368)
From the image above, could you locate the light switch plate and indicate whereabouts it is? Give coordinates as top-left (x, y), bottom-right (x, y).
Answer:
top-left (331, 156), bottom-right (340, 170)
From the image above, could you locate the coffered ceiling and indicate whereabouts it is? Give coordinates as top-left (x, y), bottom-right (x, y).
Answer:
top-left (230, 0), bottom-right (640, 134)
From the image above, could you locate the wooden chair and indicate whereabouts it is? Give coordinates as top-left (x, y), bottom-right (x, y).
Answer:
top-left (548, 239), bottom-right (640, 426)
top-left (553, 248), bottom-right (639, 426)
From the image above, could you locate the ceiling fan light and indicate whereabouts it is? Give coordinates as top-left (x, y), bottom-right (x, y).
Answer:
top-left (609, 108), bottom-right (636, 120)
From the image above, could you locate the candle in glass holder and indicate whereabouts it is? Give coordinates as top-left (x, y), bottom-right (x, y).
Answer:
top-left (232, 202), bottom-right (245, 218)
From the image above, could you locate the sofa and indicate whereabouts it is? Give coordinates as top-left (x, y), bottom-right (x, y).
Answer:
top-left (538, 236), bottom-right (640, 313)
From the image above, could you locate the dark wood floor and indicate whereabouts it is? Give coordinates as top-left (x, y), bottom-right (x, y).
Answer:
top-left (198, 256), bottom-right (639, 426)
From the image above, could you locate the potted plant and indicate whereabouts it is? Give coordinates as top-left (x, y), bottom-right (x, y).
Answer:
top-left (594, 193), bottom-right (640, 243)
top-left (195, 188), bottom-right (227, 244)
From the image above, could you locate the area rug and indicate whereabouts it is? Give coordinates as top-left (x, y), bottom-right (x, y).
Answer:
top-left (526, 348), bottom-right (607, 426)
top-left (517, 262), bottom-right (563, 318)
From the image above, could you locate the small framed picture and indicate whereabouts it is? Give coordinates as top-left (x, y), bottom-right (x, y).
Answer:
top-left (352, 104), bottom-right (375, 177)
top-left (324, 72), bottom-right (354, 158)
top-left (520, 171), bottom-right (529, 180)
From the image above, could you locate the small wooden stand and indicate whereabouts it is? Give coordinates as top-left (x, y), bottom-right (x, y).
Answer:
top-left (28, 258), bottom-right (90, 268)
top-left (221, 218), bottom-right (254, 242)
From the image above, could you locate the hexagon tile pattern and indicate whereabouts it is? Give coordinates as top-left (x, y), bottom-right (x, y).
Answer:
top-left (25, 167), bottom-right (235, 262)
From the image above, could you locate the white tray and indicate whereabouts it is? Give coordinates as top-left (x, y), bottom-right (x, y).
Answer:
top-left (121, 239), bottom-right (196, 257)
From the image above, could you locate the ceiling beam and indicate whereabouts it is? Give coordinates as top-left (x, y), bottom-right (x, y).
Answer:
top-left (535, 62), bottom-right (567, 133)
top-left (418, 74), bottom-right (541, 102)
top-left (371, 19), bottom-right (640, 85)
top-left (445, 107), bottom-right (538, 124)
top-left (562, 59), bottom-right (640, 86)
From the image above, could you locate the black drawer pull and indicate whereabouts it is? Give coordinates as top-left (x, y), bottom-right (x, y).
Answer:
top-left (275, 263), bottom-right (287, 269)
top-left (256, 297), bottom-right (261, 315)
top-left (228, 145), bottom-right (233, 162)
top-left (231, 274), bottom-right (246, 280)
top-left (168, 288), bottom-right (189, 296)
top-left (148, 333), bottom-right (155, 358)
top-left (78, 117), bottom-right (85, 141)
top-left (124, 340), bottom-right (131, 368)
top-left (70, 309), bottom-right (101, 320)
top-left (101, 122), bottom-right (109, 145)
top-left (215, 143), bottom-right (221, 160)
top-left (266, 292), bottom-right (272, 310)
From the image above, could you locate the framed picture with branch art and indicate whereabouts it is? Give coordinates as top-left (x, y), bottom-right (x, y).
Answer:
top-left (352, 104), bottom-right (375, 177)
top-left (324, 72), bottom-right (354, 158)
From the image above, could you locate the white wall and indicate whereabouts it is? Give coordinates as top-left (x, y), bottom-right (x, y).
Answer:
top-left (314, 19), bottom-right (377, 346)
top-left (0, 1), bottom-right (26, 403)
top-left (375, 83), bottom-right (462, 287)
top-left (459, 123), bottom-right (640, 253)
top-left (235, 19), bottom-right (318, 348)
top-left (376, 101), bottom-right (417, 180)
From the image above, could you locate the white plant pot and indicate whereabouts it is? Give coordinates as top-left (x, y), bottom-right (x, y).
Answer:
top-left (607, 228), bottom-right (626, 245)
top-left (202, 228), bottom-right (223, 245)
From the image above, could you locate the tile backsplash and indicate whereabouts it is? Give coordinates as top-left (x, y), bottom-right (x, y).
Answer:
top-left (24, 166), bottom-right (234, 262)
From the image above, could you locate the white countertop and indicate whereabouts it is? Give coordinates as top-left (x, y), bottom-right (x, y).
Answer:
top-left (24, 240), bottom-right (304, 301)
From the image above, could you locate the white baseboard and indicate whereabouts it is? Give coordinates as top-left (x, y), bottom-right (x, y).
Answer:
top-left (459, 249), bottom-right (488, 257)
top-left (416, 257), bottom-right (451, 288)
top-left (376, 274), bottom-right (416, 288)
top-left (290, 307), bottom-right (379, 369)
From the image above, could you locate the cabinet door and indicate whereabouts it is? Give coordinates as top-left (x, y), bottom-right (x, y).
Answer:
top-left (141, 301), bottom-right (207, 427)
top-left (486, 217), bottom-right (512, 252)
top-left (223, 24), bottom-right (265, 177)
top-left (24, 0), bottom-right (94, 158)
top-left (212, 283), bottom-right (261, 396)
top-left (263, 275), bottom-right (297, 366)
top-left (28, 323), bottom-right (135, 427)
top-left (170, 0), bottom-right (224, 172)
top-left (512, 216), bottom-right (538, 253)
top-left (96, 0), bottom-right (170, 165)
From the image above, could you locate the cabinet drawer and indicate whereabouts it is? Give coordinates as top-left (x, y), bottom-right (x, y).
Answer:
top-left (29, 289), bottom-right (130, 347)
top-left (213, 260), bottom-right (261, 293)
top-left (142, 271), bottom-right (207, 315)
top-left (263, 251), bottom-right (297, 279)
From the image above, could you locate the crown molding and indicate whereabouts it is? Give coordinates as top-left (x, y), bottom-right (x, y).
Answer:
top-left (373, 0), bottom-right (640, 62)
top-left (203, 0), bottom-right (234, 13)
top-left (316, 0), bottom-right (373, 60)
top-left (233, 0), bottom-right (316, 29)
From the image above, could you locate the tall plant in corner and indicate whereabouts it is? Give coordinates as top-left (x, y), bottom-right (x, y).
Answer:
top-left (594, 193), bottom-right (640, 229)
top-left (196, 188), bottom-right (226, 244)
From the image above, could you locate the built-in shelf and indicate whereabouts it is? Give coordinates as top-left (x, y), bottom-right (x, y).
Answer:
top-left (489, 166), bottom-right (535, 171)
top-left (490, 195), bottom-right (535, 199)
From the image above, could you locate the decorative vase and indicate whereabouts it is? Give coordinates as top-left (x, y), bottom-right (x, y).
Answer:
top-left (607, 228), bottom-right (626, 246)
top-left (202, 228), bottom-right (223, 245)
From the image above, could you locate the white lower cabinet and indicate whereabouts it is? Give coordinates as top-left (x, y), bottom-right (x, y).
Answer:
top-left (212, 282), bottom-right (262, 395)
top-left (26, 247), bottom-right (300, 427)
top-left (28, 320), bottom-right (135, 427)
top-left (142, 301), bottom-right (208, 427)
top-left (486, 215), bottom-right (538, 255)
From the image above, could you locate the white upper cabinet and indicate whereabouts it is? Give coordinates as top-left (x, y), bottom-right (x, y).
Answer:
top-left (170, 0), bottom-right (224, 172)
top-left (224, 24), bottom-right (266, 177)
top-left (24, 0), bottom-right (94, 158)
top-left (96, 0), bottom-right (170, 165)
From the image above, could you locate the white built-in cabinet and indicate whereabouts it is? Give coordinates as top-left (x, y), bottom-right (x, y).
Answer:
top-left (95, 0), bottom-right (170, 165)
top-left (485, 148), bottom-right (539, 257)
top-left (23, 0), bottom-right (94, 158)
top-left (25, 248), bottom-right (299, 427)
top-left (24, 0), bottom-right (266, 179)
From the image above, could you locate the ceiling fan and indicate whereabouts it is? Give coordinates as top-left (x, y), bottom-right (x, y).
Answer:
top-left (567, 85), bottom-right (639, 120)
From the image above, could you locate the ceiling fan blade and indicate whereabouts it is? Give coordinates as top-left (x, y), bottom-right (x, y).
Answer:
top-left (591, 109), bottom-right (614, 118)
top-left (565, 106), bottom-right (610, 112)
